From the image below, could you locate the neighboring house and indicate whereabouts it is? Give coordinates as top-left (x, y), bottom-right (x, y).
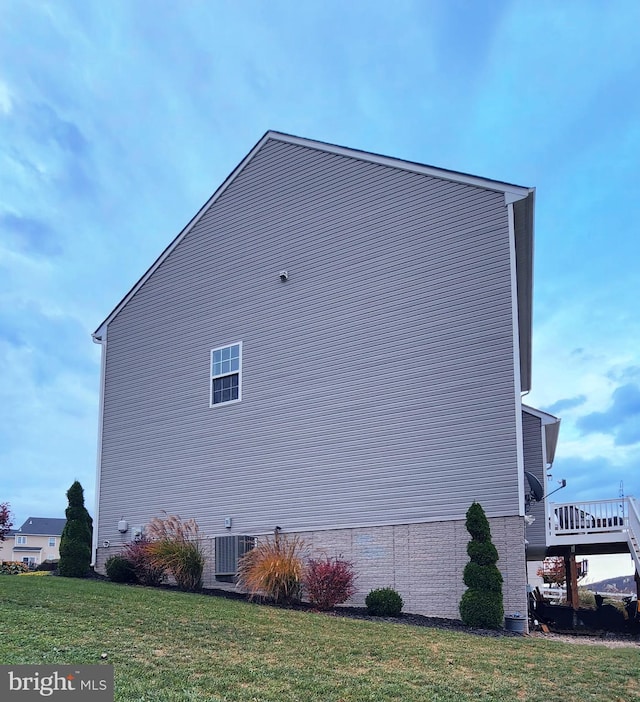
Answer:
top-left (93, 131), bottom-right (555, 622)
top-left (0, 518), bottom-right (66, 565)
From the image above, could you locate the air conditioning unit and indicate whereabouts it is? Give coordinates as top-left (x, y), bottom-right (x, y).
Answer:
top-left (215, 535), bottom-right (255, 577)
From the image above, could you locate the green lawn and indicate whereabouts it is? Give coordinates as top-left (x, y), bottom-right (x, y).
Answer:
top-left (0, 577), bottom-right (637, 702)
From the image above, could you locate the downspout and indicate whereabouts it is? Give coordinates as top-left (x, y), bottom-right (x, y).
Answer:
top-left (91, 328), bottom-right (107, 568)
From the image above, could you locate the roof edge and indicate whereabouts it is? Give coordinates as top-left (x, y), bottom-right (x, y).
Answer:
top-left (522, 404), bottom-right (560, 424)
top-left (266, 131), bottom-right (532, 197)
top-left (93, 131), bottom-right (274, 338)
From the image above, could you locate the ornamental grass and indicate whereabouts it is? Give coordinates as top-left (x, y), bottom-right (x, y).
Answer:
top-left (238, 531), bottom-right (307, 604)
top-left (145, 513), bottom-right (204, 592)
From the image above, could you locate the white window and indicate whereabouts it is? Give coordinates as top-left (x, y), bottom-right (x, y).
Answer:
top-left (48, 537), bottom-right (56, 547)
top-left (210, 343), bottom-right (242, 406)
top-left (16, 535), bottom-right (27, 545)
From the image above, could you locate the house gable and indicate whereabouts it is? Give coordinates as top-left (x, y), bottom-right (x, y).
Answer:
top-left (93, 132), bottom-right (533, 393)
top-left (95, 134), bottom-right (528, 544)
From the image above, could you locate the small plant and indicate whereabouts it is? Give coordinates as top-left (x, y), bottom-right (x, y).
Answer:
top-left (146, 514), bottom-right (204, 592)
top-left (305, 556), bottom-right (356, 610)
top-left (365, 587), bottom-right (403, 616)
top-left (58, 481), bottom-right (93, 578)
top-left (238, 530), bottom-right (306, 604)
top-left (122, 537), bottom-right (166, 586)
top-left (459, 502), bottom-right (504, 629)
top-left (0, 561), bottom-right (29, 575)
top-left (105, 555), bottom-right (137, 583)
top-left (577, 587), bottom-right (597, 610)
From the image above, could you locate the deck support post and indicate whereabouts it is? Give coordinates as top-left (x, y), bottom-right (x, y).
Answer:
top-left (564, 547), bottom-right (579, 616)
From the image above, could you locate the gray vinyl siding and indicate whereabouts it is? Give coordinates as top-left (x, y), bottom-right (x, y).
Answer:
top-left (98, 139), bottom-right (520, 542)
top-left (522, 410), bottom-right (546, 558)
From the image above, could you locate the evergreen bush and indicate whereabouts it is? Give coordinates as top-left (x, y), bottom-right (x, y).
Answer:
top-left (105, 555), bottom-right (137, 583)
top-left (459, 502), bottom-right (503, 629)
top-left (58, 481), bottom-right (93, 578)
top-left (36, 560), bottom-right (59, 572)
top-left (365, 587), bottom-right (403, 617)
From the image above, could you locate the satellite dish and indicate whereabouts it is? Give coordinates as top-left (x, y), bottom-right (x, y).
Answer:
top-left (524, 471), bottom-right (544, 502)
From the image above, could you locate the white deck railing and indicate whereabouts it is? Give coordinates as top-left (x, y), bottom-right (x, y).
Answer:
top-left (547, 498), bottom-right (628, 538)
top-left (545, 497), bottom-right (640, 576)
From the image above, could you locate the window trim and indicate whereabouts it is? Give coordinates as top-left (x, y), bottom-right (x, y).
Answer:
top-left (16, 535), bottom-right (27, 545)
top-left (48, 537), bottom-right (56, 547)
top-left (209, 341), bottom-right (242, 408)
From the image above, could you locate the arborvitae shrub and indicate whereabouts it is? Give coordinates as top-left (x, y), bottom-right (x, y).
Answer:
top-left (365, 587), bottom-right (403, 617)
top-left (105, 555), bottom-right (137, 583)
top-left (459, 590), bottom-right (505, 628)
top-left (459, 502), bottom-right (504, 629)
top-left (463, 562), bottom-right (503, 592)
top-left (465, 502), bottom-right (491, 541)
top-left (58, 481), bottom-right (93, 578)
top-left (466, 540), bottom-right (499, 565)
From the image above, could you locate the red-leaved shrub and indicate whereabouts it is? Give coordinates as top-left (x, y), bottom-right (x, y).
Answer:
top-left (305, 557), bottom-right (356, 610)
top-left (122, 537), bottom-right (166, 586)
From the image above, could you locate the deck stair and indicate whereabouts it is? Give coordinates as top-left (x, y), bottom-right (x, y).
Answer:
top-left (627, 496), bottom-right (640, 575)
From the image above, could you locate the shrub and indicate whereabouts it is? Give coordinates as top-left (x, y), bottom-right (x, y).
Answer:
top-left (238, 531), bottom-right (306, 604)
top-left (0, 503), bottom-right (13, 542)
top-left (58, 481), bottom-right (93, 578)
top-left (466, 540), bottom-right (499, 566)
top-left (577, 588), bottom-right (596, 610)
top-left (365, 587), bottom-right (403, 616)
top-left (0, 561), bottom-right (29, 575)
top-left (459, 502), bottom-right (503, 629)
top-left (37, 560), bottom-right (59, 572)
top-left (463, 562), bottom-right (503, 592)
top-left (146, 514), bottom-right (204, 592)
top-left (122, 538), bottom-right (166, 586)
top-left (105, 555), bottom-right (137, 583)
top-left (305, 557), bottom-right (356, 610)
top-left (459, 590), bottom-right (505, 628)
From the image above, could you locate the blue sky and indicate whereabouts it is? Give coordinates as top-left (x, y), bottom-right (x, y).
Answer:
top-left (1, 2), bottom-right (639, 574)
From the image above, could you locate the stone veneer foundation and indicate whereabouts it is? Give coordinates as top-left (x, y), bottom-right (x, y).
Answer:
top-left (96, 515), bottom-right (528, 627)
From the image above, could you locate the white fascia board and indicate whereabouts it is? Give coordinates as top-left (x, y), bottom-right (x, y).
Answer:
top-left (267, 131), bottom-right (532, 200)
top-left (522, 404), bottom-right (560, 425)
top-left (91, 327), bottom-right (108, 566)
top-left (507, 202), bottom-right (526, 517)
